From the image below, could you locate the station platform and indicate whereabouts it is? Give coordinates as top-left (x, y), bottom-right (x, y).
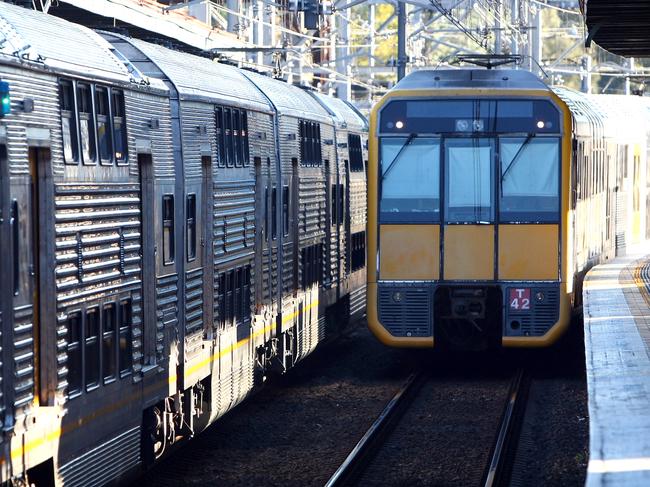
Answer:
top-left (583, 245), bottom-right (650, 486)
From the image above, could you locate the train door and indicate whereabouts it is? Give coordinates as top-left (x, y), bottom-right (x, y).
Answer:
top-left (344, 159), bottom-right (351, 278)
top-left (631, 146), bottom-right (642, 243)
top-left (138, 152), bottom-right (156, 367)
top-left (29, 142), bottom-right (57, 407)
top-left (254, 156), bottom-right (270, 312)
top-left (615, 144), bottom-right (628, 256)
top-left (442, 138), bottom-right (495, 281)
top-left (324, 159), bottom-right (334, 288)
top-left (201, 155), bottom-right (214, 338)
top-left (0, 139), bottom-right (10, 421)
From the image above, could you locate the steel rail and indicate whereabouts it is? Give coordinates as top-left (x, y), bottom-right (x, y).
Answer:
top-left (324, 371), bottom-right (422, 487)
top-left (483, 368), bottom-right (527, 487)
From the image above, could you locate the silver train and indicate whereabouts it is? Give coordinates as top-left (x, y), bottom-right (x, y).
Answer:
top-left (0, 4), bottom-right (367, 485)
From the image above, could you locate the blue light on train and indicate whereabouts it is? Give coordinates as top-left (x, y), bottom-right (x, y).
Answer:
top-left (0, 81), bottom-right (10, 117)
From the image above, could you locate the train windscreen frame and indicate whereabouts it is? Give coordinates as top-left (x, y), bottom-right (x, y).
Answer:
top-left (378, 97), bottom-right (562, 224)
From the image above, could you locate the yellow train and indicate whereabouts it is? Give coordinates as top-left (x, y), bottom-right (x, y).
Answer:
top-left (367, 68), bottom-right (650, 349)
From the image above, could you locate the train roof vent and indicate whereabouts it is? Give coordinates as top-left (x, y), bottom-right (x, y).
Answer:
top-left (393, 68), bottom-right (548, 91)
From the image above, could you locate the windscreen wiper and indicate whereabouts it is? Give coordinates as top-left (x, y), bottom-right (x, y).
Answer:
top-left (381, 133), bottom-right (418, 181)
top-left (500, 133), bottom-right (534, 185)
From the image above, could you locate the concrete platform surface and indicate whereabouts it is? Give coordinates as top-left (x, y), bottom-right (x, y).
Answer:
top-left (583, 246), bottom-right (650, 487)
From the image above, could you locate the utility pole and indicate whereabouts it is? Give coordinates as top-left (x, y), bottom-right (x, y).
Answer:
top-left (581, 55), bottom-right (592, 93)
top-left (494, 1), bottom-right (502, 54)
top-left (397, 1), bottom-right (407, 81)
top-left (335, 11), bottom-right (351, 100)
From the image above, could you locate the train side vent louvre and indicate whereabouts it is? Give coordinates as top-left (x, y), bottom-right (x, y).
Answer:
top-left (58, 426), bottom-right (140, 487)
top-left (378, 287), bottom-right (431, 337)
top-left (525, 288), bottom-right (560, 336)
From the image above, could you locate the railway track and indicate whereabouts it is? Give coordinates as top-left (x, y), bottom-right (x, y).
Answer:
top-left (326, 368), bottom-right (529, 487)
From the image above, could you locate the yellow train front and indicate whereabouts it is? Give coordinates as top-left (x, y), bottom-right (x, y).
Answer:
top-left (367, 69), bottom-right (574, 349)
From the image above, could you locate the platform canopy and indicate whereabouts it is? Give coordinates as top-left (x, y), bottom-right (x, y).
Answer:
top-left (582, 0), bottom-right (650, 57)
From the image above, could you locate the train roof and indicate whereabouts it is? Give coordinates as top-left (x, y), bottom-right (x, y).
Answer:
top-left (241, 70), bottom-right (333, 123)
top-left (117, 37), bottom-right (271, 112)
top-left (311, 92), bottom-right (367, 131)
top-left (392, 68), bottom-right (549, 91)
top-left (0, 3), bottom-right (131, 83)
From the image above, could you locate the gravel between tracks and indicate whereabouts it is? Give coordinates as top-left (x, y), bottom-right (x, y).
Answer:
top-left (136, 322), bottom-right (416, 486)
top-left (132, 319), bottom-right (588, 486)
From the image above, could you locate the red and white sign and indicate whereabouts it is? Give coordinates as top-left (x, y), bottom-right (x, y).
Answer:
top-left (509, 288), bottom-right (531, 311)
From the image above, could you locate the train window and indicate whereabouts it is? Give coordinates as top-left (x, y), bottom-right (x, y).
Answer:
top-left (102, 303), bottom-right (117, 383)
top-left (233, 108), bottom-right (242, 167)
top-left (300, 120), bottom-right (322, 167)
top-left (67, 312), bottom-right (82, 397)
top-left (444, 138), bottom-right (493, 223)
top-left (85, 307), bottom-right (100, 390)
top-left (499, 137), bottom-right (560, 222)
top-left (96, 86), bottom-right (113, 165)
top-left (380, 99), bottom-right (560, 135)
top-left (162, 194), bottom-right (175, 265)
top-left (186, 193), bottom-right (197, 262)
top-left (242, 111), bottom-right (250, 165)
top-left (301, 244), bottom-right (323, 290)
top-left (111, 89), bottom-right (128, 165)
top-left (282, 185), bottom-right (289, 237)
top-left (224, 108), bottom-right (234, 167)
top-left (77, 83), bottom-right (97, 165)
top-left (11, 199), bottom-right (19, 296)
top-left (216, 106), bottom-right (225, 167)
top-left (119, 298), bottom-right (133, 376)
top-left (349, 134), bottom-right (364, 172)
top-left (351, 231), bottom-right (366, 272)
top-left (59, 79), bottom-right (79, 164)
top-left (264, 186), bottom-right (269, 239)
top-left (380, 137), bottom-right (440, 223)
top-left (272, 186), bottom-right (277, 240)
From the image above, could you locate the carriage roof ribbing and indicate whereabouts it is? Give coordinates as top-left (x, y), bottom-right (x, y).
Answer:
top-left (392, 69), bottom-right (550, 91)
top-left (0, 3), bottom-right (131, 82)
top-left (242, 70), bottom-right (333, 123)
top-left (312, 92), bottom-right (367, 131)
top-left (124, 38), bottom-right (271, 112)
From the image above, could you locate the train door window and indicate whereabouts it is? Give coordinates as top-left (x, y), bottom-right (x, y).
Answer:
top-left (67, 311), bottom-right (82, 397)
top-left (233, 108), bottom-right (242, 167)
top-left (299, 121), bottom-right (305, 163)
top-left (351, 231), bottom-right (366, 272)
top-left (186, 193), bottom-right (197, 262)
top-left (444, 138), bottom-right (494, 223)
top-left (85, 307), bottom-right (100, 390)
top-left (234, 268), bottom-right (242, 325)
top-left (95, 86), bottom-right (113, 165)
top-left (102, 303), bottom-right (117, 383)
top-left (224, 108), bottom-right (234, 167)
top-left (264, 186), bottom-right (269, 239)
top-left (111, 89), bottom-right (128, 165)
top-left (59, 79), bottom-right (79, 164)
top-left (217, 273), bottom-right (224, 328)
top-left (349, 134), bottom-right (364, 172)
top-left (76, 83), bottom-right (97, 165)
top-left (162, 194), bottom-right (175, 265)
top-left (242, 111), bottom-right (250, 166)
top-left (272, 186), bottom-right (277, 240)
top-left (282, 185), bottom-right (289, 237)
top-left (11, 199), bottom-right (19, 295)
top-left (216, 106), bottom-right (225, 167)
top-left (243, 266), bottom-right (251, 325)
top-left (225, 271), bottom-right (233, 327)
top-left (119, 298), bottom-right (133, 376)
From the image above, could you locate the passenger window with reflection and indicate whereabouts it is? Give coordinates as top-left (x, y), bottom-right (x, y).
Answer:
top-left (444, 138), bottom-right (494, 223)
top-left (380, 137), bottom-right (440, 223)
top-left (499, 137), bottom-right (560, 222)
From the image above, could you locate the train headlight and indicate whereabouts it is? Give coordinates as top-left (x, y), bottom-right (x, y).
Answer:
top-left (456, 119), bottom-right (470, 131)
top-left (535, 291), bottom-right (545, 302)
top-left (536, 120), bottom-right (545, 129)
top-left (395, 120), bottom-right (404, 129)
